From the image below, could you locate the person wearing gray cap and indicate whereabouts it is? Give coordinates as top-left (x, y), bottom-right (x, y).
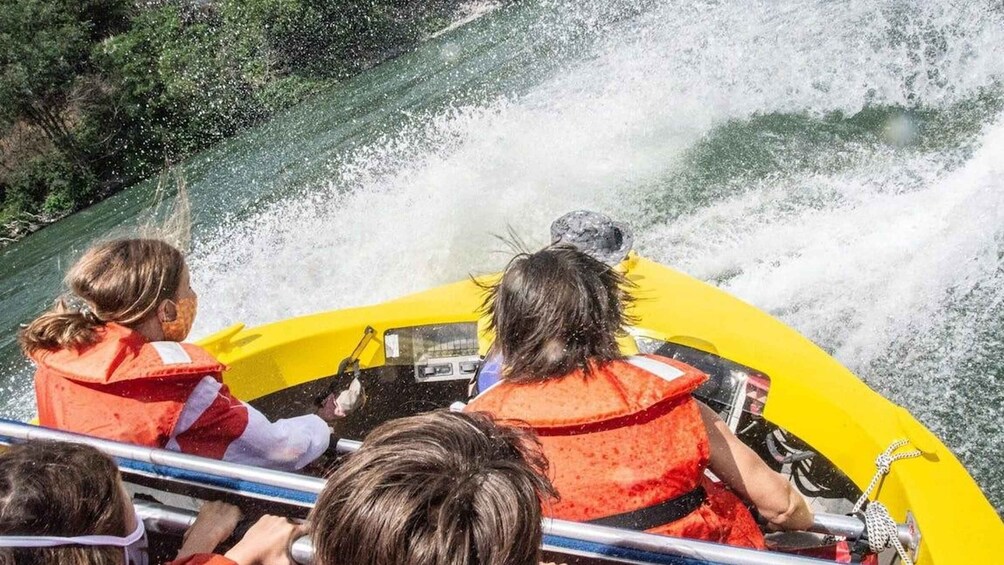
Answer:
top-left (549, 210), bottom-right (634, 266)
top-left (472, 211), bottom-right (633, 395)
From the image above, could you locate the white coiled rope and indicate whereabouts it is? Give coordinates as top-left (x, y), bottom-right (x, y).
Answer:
top-left (852, 440), bottom-right (922, 564)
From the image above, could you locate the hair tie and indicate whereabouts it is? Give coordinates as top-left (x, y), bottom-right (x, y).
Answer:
top-left (64, 295), bottom-right (103, 323)
top-left (78, 303), bottom-right (100, 322)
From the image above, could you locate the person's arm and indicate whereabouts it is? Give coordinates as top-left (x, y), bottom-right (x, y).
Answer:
top-left (223, 515), bottom-right (301, 565)
top-left (167, 376), bottom-right (332, 470)
top-left (175, 501), bottom-right (242, 560)
top-left (697, 401), bottom-right (814, 531)
top-left (164, 501), bottom-right (242, 565)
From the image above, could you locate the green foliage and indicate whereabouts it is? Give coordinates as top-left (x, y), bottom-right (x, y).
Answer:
top-left (259, 0), bottom-right (426, 77)
top-left (1, 0), bottom-right (464, 242)
top-left (5, 155), bottom-right (94, 214)
top-left (0, 0), bottom-right (132, 158)
top-left (90, 7), bottom-right (265, 176)
top-left (0, 0), bottom-right (88, 119)
top-left (76, 0), bottom-right (134, 40)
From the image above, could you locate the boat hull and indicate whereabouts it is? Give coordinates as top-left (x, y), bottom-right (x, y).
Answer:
top-left (197, 255), bottom-right (1002, 563)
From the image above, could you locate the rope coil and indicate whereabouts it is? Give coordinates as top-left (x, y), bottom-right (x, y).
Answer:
top-left (852, 440), bottom-right (921, 564)
top-left (863, 501), bottom-right (914, 564)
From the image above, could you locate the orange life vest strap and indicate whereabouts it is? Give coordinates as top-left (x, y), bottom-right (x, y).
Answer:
top-left (586, 485), bottom-right (707, 530)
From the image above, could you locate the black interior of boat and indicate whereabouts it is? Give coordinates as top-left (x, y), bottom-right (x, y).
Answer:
top-left (638, 338), bottom-right (862, 504)
top-left (135, 324), bottom-right (868, 563)
top-left (252, 363), bottom-right (471, 443)
top-left (235, 336), bottom-right (863, 542)
top-left (247, 326), bottom-right (864, 504)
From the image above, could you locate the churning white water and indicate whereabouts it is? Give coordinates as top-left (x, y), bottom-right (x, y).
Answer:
top-left (185, 0), bottom-right (1004, 507)
top-left (0, 0), bottom-right (1000, 508)
top-left (191, 0), bottom-right (1004, 336)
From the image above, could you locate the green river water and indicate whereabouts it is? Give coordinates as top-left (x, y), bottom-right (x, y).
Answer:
top-left (1, 0), bottom-right (1002, 512)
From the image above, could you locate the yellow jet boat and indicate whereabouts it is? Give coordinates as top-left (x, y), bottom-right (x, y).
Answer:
top-left (191, 252), bottom-right (1001, 564)
top-left (3, 253), bottom-right (1000, 564)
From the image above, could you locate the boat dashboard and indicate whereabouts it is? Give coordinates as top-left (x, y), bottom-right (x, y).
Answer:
top-left (247, 321), bottom-right (866, 549)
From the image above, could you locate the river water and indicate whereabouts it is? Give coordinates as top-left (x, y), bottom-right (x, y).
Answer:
top-left (1, 0), bottom-right (1002, 512)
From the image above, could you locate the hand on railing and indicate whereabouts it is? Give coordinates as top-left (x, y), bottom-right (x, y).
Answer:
top-left (225, 515), bottom-right (305, 565)
top-left (175, 501), bottom-right (242, 560)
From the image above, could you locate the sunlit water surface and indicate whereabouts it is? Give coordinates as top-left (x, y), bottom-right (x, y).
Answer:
top-left (1, 0), bottom-right (1002, 511)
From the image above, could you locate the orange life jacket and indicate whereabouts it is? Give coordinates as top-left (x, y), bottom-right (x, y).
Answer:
top-left (467, 354), bottom-right (765, 549)
top-left (32, 322), bottom-right (226, 448)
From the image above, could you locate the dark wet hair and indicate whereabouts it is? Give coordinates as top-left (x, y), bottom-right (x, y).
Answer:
top-left (482, 244), bottom-right (636, 381)
top-left (0, 441), bottom-right (130, 565)
top-left (310, 410), bottom-right (556, 565)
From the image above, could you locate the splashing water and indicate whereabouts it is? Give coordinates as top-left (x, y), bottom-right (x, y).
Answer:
top-left (2, 0), bottom-right (1003, 509)
top-left (188, 0), bottom-right (1004, 508)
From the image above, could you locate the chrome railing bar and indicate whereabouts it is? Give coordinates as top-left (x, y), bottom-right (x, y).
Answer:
top-left (3, 420), bottom-right (915, 553)
top-left (135, 500), bottom-right (834, 565)
top-left (0, 420), bottom-right (324, 493)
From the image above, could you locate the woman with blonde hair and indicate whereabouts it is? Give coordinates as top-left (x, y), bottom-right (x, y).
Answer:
top-left (21, 238), bottom-right (347, 470)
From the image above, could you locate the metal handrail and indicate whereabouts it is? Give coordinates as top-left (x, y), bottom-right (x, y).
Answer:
top-left (0, 419), bottom-right (324, 494)
top-left (135, 500), bottom-right (835, 565)
top-left (1, 420), bottom-right (915, 561)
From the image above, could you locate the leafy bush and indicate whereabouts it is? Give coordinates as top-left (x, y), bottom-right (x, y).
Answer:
top-left (2, 0), bottom-right (465, 242)
top-left (5, 156), bottom-right (95, 215)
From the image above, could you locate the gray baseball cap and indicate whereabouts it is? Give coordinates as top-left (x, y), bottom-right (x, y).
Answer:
top-left (550, 210), bottom-right (634, 266)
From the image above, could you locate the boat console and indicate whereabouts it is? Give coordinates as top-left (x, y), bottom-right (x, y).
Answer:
top-left (383, 323), bottom-right (482, 383)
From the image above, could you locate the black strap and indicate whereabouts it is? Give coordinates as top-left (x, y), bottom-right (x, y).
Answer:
top-left (586, 485), bottom-right (707, 530)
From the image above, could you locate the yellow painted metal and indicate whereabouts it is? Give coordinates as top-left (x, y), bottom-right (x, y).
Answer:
top-left (201, 255), bottom-right (1003, 564)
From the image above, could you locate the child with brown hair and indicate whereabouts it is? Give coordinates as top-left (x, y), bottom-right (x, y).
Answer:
top-left (0, 441), bottom-right (149, 565)
top-left (21, 238), bottom-right (348, 470)
top-left (310, 410), bottom-right (557, 565)
top-left (0, 440), bottom-right (296, 565)
top-left (184, 411), bottom-right (558, 565)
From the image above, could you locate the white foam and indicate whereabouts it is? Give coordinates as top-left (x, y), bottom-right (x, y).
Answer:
top-left (190, 0), bottom-right (1004, 339)
top-left (175, 0), bottom-right (1004, 506)
top-left (644, 118), bottom-right (1004, 373)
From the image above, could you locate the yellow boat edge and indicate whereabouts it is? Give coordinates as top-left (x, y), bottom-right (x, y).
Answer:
top-left (201, 255), bottom-right (1002, 564)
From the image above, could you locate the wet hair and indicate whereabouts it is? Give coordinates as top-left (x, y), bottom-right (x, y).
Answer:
top-left (482, 244), bottom-right (636, 381)
top-left (19, 239), bottom-right (186, 354)
top-left (0, 441), bottom-right (130, 565)
top-left (310, 410), bottom-right (556, 565)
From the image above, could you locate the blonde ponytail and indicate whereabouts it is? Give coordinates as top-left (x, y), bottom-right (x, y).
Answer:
top-left (19, 239), bottom-right (186, 356)
top-left (19, 298), bottom-right (105, 354)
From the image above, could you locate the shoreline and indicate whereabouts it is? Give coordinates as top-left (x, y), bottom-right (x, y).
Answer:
top-left (1, 0), bottom-right (501, 249)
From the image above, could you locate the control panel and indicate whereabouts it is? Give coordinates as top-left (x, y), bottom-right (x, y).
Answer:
top-left (383, 323), bottom-right (482, 383)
